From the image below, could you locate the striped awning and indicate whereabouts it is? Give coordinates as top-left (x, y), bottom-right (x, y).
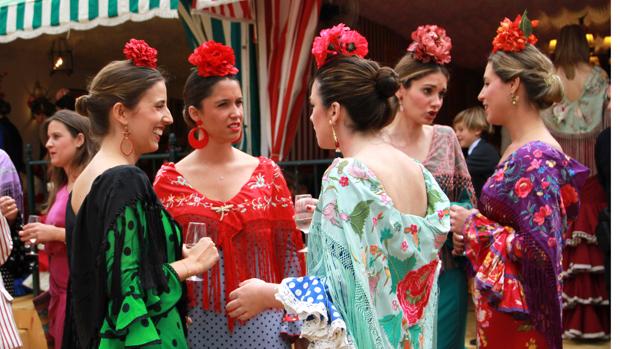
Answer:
top-left (0, 0), bottom-right (179, 43)
top-left (192, 0), bottom-right (252, 21)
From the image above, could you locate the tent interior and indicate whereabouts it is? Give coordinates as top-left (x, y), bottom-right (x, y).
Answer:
top-left (0, 0), bottom-right (611, 160)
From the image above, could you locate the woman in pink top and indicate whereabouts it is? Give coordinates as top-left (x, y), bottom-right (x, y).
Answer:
top-left (19, 110), bottom-right (96, 349)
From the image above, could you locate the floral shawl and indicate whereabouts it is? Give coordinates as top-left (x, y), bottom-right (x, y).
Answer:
top-left (463, 142), bottom-right (589, 349)
top-left (277, 158), bottom-right (450, 348)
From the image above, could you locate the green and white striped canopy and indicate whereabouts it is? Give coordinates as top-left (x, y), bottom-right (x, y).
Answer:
top-left (0, 0), bottom-right (178, 43)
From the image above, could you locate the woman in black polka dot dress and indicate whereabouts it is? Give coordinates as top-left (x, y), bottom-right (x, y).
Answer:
top-left (62, 39), bottom-right (219, 349)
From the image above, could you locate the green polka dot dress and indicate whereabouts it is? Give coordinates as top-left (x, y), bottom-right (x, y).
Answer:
top-left (97, 202), bottom-right (187, 349)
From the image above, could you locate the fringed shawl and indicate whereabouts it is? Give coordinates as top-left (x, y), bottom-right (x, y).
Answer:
top-left (65, 165), bottom-right (186, 348)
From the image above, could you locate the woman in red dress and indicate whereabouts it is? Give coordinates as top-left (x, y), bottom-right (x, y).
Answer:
top-left (153, 41), bottom-right (305, 348)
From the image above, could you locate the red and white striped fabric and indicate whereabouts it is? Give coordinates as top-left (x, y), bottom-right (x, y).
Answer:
top-left (0, 215), bottom-right (22, 349)
top-left (192, 0), bottom-right (254, 21)
top-left (256, 0), bottom-right (321, 161)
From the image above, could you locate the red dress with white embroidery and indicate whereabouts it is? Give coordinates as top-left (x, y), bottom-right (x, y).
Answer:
top-left (153, 157), bottom-right (305, 334)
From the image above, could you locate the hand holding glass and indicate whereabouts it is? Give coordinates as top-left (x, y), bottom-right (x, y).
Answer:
top-left (294, 195), bottom-right (314, 234)
top-left (185, 222), bottom-right (207, 282)
top-left (26, 215), bottom-right (39, 255)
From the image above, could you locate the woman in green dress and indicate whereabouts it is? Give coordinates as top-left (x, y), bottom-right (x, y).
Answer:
top-left (62, 39), bottom-right (219, 348)
top-left (225, 25), bottom-right (450, 348)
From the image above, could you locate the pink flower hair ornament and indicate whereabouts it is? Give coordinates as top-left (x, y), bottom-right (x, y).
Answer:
top-left (311, 23), bottom-right (369, 69)
top-left (407, 25), bottom-right (452, 65)
top-left (188, 40), bottom-right (239, 78)
top-left (123, 39), bottom-right (158, 69)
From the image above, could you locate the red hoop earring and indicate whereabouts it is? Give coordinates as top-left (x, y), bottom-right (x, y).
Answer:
top-left (188, 120), bottom-right (209, 149)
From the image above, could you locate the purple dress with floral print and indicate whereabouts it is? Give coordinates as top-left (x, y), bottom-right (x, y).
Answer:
top-left (463, 142), bottom-right (588, 349)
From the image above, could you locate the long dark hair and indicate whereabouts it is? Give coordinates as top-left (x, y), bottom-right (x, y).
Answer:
top-left (43, 110), bottom-right (97, 212)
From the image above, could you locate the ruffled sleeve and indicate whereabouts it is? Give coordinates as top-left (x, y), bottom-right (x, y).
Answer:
top-left (98, 202), bottom-right (183, 347)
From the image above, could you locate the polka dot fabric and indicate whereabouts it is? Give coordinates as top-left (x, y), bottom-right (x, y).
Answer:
top-left (188, 281), bottom-right (293, 349)
top-left (187, 244), bottom-right (303, 349)
top-left (98, 203), bottom-right (187, 349)
top-left (284, 276), bottom-right (343, 323)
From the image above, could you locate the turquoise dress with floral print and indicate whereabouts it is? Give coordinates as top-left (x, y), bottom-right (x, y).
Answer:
top-left (276, 158), bottom-right (450, 349)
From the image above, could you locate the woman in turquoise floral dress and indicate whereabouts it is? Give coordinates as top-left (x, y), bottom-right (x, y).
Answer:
top-left (225, 25), bottom-right (450, 348)
top-left (63, 39), bottom-right (219, 348)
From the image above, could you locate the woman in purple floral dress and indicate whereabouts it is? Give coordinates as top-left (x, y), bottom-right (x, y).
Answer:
top-left (450, 13), bottom-right (589, 349)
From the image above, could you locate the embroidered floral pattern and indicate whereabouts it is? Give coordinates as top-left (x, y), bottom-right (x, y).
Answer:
top-left (283, 158), bottom-right (450, 348)
top-left (463, 141), bottom-right (589, 349)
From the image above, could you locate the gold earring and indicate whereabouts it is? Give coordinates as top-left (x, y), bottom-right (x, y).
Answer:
top-left (511, 94), bottom-right (519, 105)
top-left (399, 99), bottom-right (404, 112)
top-left (120, 125), bottom-right (134, 156)
top-left (331, 123), bottom-right (340, 153)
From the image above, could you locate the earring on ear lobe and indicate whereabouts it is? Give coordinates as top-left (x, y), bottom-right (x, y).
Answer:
top-left (188, 120), bottom-right (209, 149)
top-left (399, 98), bottom-right (404, 112)
top-left (120, 125), bottom-right (134, 156)
top-left (511, 94), bottom-right (519, 105)
top-left (331, 124), bottom-right (340, 153)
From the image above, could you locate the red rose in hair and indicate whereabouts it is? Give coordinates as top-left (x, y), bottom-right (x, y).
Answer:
top-left (123, 39), bottom-right (158, 68)
top-left (407, 25), bottom-right (452, 64)
top-left (188, 40), bottom-right (239, 78)
top-left (492, 13), bottom-right (539, 53)
top-left (311, 23), bottom-right (368, 69)
top-left (514, 177), bottom-right (533, 198)
top-left (339, 30), bottom-right (369, 59)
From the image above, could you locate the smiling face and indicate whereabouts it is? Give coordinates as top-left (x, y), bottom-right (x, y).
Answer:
top-left (126, 81), bottom-right (172, 155)
top-left (453, 121), bottom-right (481, 149)
top-left (190, 78), bottom-right (243, 144)
top-left (478, 62), bottom-right (512, 126)
top-left (309, 80), bottom-right (336, 150)
top-left (45, 120), bottom-right (83, 168)
top-left (398, 71), bottom-right (448, 125)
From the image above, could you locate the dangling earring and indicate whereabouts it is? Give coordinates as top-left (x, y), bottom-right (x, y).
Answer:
top-left (511, 94), bottom-right (519, 105)
top-left (399, 98), bottom-right (404, 112)
top-left (120, 125), bottom-right (134, 157)
top-left (187, 120), bottom-right (209, 149)
top-left (331, 124), bottom-right (340, 153)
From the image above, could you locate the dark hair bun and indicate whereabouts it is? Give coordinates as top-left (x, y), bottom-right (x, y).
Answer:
top-left (375, 67), bottom-right (399, 98)
top-left (75, 95), bottom-right (89, 117)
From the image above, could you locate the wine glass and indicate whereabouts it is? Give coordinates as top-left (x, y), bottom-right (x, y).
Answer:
top-left (26, 215), bottom-right (39, 256)
top-left (294, 194), bottom-right (314, 253)
top-left (185, 222), bottom-right (207, 282)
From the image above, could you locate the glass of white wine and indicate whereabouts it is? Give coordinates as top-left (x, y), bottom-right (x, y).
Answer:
top-left (185, 222), bottom-right (207, 282)
top-left (26, 215), bottom-right (39, 256)
top-left (295, 194), bottom-right (315, 253)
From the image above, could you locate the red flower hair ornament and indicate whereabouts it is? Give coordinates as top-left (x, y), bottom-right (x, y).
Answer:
top-left (407, 25), bottom-right (452, 65)
top-left (311, 23), bottom-right (369, 69)
top-left (123, 39), bottom-right (158, 69)
top-left (492, 10), bottom-right (539, 53)
top-left (188, 40), bottom-right (239, 78)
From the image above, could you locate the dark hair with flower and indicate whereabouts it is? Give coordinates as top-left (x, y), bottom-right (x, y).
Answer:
top-left (188, 40), bottom-right (239, 78)
top-left (492, 10), bottom-right (539, 53)
top-left (311, 23), bottom-right (368, 69)
top-left (407, 25), bottom-right (452, 65)
top-left (123, 38), bottom-right (158, 69)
